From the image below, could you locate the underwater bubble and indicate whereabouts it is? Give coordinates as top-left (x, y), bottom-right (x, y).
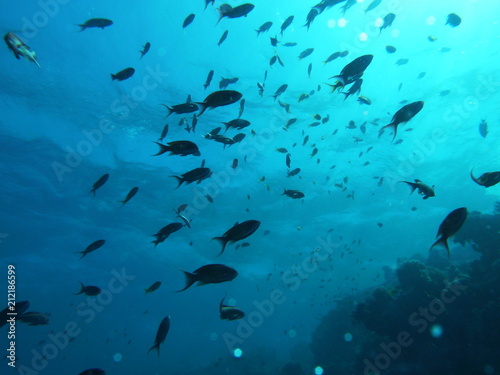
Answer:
top-left (374, 18), bottom-right (383, 27)
top-left (210, 332), bottom-right (218, 341)
top-left (327, 19), bottom-right (336, 28)
top-left (315, 366), bottom-right (324, 375)
top-left (344, 333), bottom-right (353, 342)
top-left (430, 324), bottom-right (443, 338)
top-left (426, 16), bottom-right (436, 25)
top-left (113, 353), bottom-right (122, 362)
top-left (233, 348), bottom-right (243, 358)
top-left (338, 18), bottom-right (348, 28)
top-left (359, 32), bottom-right (368, 42)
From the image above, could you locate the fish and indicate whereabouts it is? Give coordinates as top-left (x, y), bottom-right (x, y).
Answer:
top-left (256, 21), bottom-right (273, 36)
top-left (144, 281), bottom-right (161, 295)
top-left (399, 179), bottom-right (435, 199)
top-left (417, 72), bottom-right (426, 79)
top-left (270, 36), bottom-right (279, 47)
top-left (140, 42), bottom-right (151, 59)
top-left (365, 0), bottom-right (382, 13)
top-left (303, 135), bottom-right (309, 146)
top-left (182, 14), bottom-right (195, 28)
top-left (298, 48), bottom-right (314, 60)
top-left (204, 70), bottom-right (215, 90)
top-left (191, 115), bottom-right (198, 133)
top-left (176, 264), bottom-right (238, 291)
top-left (217, 3), bottom-right (255, 23)
top-left (223, 119), bottom-right (250, 132)
top-left (78, 369), bottom-right (106, 375)
top-left (206, 194), bottom-right (214, 203)
top-left (341, 0), bottom-right (357, 15)
top-left (329, 55), bottom-right (373, 92)
top-left (310, 148), bottom-right (318, 157)
top-left (111, 67), bottom-right (135, 81)
top-left (282, 189), bottom-right (305, 199)
top-left (219, 77), bottom-right (239, 89)
top-left (172, 167), bottom-right (212, 188)
top-left (218, 30), bottom-right (229, 46)
top-left (286, 153), bottom-right (291, 168)
top-left (287, 168), bottom-right (301, 177)
top-left (238, 99), bottom-right (245, 118)
top-left (18, 312), bottom-right (50, 326)
top-left (276, 147), bottom-right (288, 153)
top-left (151, 223), bottom-right (183, 247)
top-left (0, 301), bottom-right (30, 328)
top-left (395, 58), bottom-right (409, 66)
top-left (75, 283), bottom-right (101, 296)
top-left (175, 208), bottom-right (191, 228)
top-left (379, 101), bottom-right (424, 141)
top-left (341, 79), bottom-right (363, 101)
top-left (298, 93), bottom-right (310, 102)
top-left (162, 102), bottom-right (199, 117)
top-left (153, 140), bottom-right (200, 156)
top-left (212, 220), bottom-right (261, 255)
top-left (148, 316), bottom-right (171, 356)
top-left (283, 42), bottom-right (297, 47)
top-left (308, 63), bottom-right (313, 78)
top-left (90, 174), bottom-right (109, 197)
top-left (380, 13), bottom-right (396, 33)
top-left (478, 119), bottom-right (488, 138)
top-left (339, 50), bottom-right (349, 58)
top-left (77, 239), bottom-right (106, 259)
top-left (446, 13), bottom-right (461, 27)
top-left (205, 134), bottom-right (236, 148)
top-left (386, 45), bottom-right (396, 54)
top-left (430, 207), bottom-right (468, 257)
top-left (118, 187), bottom-right (139, 206)
top-left (78, 18), bottom-right (113, 31)
top-left (3, 32), bottom-right (41, 67)
top-left (272, 84), bottom-right (288, 100)
top-left (304, 8), bottom-right (319, 30)
top-left (470, 170), bottom-right (500, 188)
top-left (276, 54), bottom-right (285, 67)
top-left (205, 0), bottom-right (215, 9)
top-left (197, 90), bottom-right (242, 116)
top-left (323, 51), bottom-right (341, 64)
top-left (232, 159), bottom-right (239, 169)
top-left (280, 16), bottom-right (294, 36)
top-left (439, 90), bottom-right (450, 97)
top-left (257, 82), bottom-right (265, 96)
top-left (269, 55), bottom-right (277, 67)
top-left (279, 101), bottom-right (291, 113)
top-left (220, 297), bottom-right (245, 320)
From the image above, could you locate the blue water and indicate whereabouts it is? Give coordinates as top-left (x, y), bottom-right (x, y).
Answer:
top-left (1, 1), bottom-right (499, 374)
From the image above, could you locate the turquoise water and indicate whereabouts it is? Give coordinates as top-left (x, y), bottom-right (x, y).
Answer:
top-left (1, 1), bottom-right (499, 374)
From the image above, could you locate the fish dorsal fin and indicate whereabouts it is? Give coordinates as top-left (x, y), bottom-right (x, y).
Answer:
top-left (186, 94), bottom-right (192, 103)
top-left (414, 179), bottom-right (421, 183)
top-left (201, 159), bottom-right (206, 168)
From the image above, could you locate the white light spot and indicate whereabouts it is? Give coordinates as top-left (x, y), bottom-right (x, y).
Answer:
top-left (113, 353), bottom-right (122, 362)
top-left (315, 366), bottom-right (324, 375)
top-left (391, 29), bottom-right (400, 38)
top-left (210, 332), bottom-right (218, 341)
top-left (233, 348), bottom-right (243, 358)
top-left (359, 32), bottom-right (368, 42)
top-left (430, 324), bottom-right (443, 338)
top-left (374, 18), bottom-right (383, 27)
top-left (327, 19), bottom-right (336, 28)
top-left (288, 329), bottom-right (297, 338)
top-left (426, 16), bottom-right (436, 25)
top-left (344, 333), bottom-right (353, 342)
top-left (338, 18), bottom-right (348, 28)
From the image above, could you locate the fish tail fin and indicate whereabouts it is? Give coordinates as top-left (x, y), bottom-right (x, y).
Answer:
top-left (74, 282), bottom-right (84, 295)
top-left (196, 102), bottom-right (207, 116)
top-left (160, 104), bottom-right (173, 117)
top-left (379, 122), bottom-right (397, 141)
top-left (171, 176), bottom-right (184, 189)
top-left (152, 141), bottom-right (169, 156)
top-left (216, 9), bottom-right (224, 25)
top-left (212, 237), bottom-right (229, 256)
top-left (175, 269), bottom-right (198, 292)
top-left (117, 200), bottom-right (126, 207)
top-left (341, 92), bottom-right (350, 101)
top-left (75, 251), bottom-right (86, 259)
top-left (470, 169), bottom-right (480, 185)
top-left (147, 343), bottom-right (160, 356)
top-left (77, 24), bottom-right (86, 32)
top-left (430, 236), bottom-right (450, 257)
top-left (399, 181), bottom-right (418, 195)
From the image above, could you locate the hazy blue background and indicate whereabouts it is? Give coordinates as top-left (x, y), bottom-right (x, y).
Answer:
top-left (0, 0), bottom-right (499, 374)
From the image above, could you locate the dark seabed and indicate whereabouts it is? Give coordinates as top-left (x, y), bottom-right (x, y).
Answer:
top-left (0, 1), bottom-right (499, 374)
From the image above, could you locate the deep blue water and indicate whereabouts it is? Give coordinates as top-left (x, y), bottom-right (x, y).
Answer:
top-left (1, 1), bottom-right (499, 375)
